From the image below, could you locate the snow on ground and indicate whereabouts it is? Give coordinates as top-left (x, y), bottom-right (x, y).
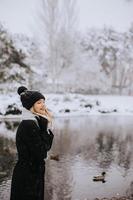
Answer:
top-left (0, 93), bottom-right (133, 119)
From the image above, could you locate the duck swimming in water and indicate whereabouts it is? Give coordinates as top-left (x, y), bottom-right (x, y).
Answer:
top-left (50, 154), bottom-right (59, 161)
top-left (0, 171), bottom-right (7, 178)
top-left (93, 172), bottom-right (106, 182)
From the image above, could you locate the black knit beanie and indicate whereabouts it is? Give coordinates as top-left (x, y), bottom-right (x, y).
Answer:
top-left (17, 86), bottom-right (45, 110)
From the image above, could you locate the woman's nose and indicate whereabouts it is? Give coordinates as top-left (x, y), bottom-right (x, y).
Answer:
top-left (41, 104), bottom-right (45, 109)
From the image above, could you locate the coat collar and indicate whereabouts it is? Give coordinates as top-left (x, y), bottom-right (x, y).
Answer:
top-left (21, 108), bottom-right (49, 121)
top-left (21, 108), bottom-right (36, 120)
top-left (21, 108), bottom-right (40, 128)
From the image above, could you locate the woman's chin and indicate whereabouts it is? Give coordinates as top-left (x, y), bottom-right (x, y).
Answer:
top-left (38, 111), bottom-right (45, 115)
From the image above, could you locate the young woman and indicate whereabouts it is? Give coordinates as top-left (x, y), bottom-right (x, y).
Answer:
top-left (10, 86), bottom-right (54, 200)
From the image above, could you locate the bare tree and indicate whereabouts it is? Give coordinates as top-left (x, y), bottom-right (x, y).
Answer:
top-left (36, 0), bottom-right (78, 92)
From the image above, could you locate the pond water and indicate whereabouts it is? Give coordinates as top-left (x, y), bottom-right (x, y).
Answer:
top-left (0, 116), bottom-right (133, 200)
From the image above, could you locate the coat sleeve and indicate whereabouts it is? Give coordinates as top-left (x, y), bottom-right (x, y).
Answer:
top-left (41, 128), bottom-right (54, 151)
top-left (18, 120), bottom-right (53, 163)
top-left (35, 116), bottom-right (54, 151)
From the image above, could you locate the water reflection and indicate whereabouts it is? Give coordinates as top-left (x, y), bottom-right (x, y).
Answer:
top-left (0, 116), bottom-right (133, 200)
top-left (0, 136), bottom-right (16, 173)
top-left (4, 121), bottom-right (19, 132)
top-left (95, 131), bottom-right (133, 170)
top-left (0, 133), bottom-right (16, 200)
top-left (46, 116), bottom-right (133, 200)
top-left (126, 181), bottom-right (133, 197)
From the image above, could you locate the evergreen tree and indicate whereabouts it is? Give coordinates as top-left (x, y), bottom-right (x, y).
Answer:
top-left (0, 23), bottom-right (30, 93)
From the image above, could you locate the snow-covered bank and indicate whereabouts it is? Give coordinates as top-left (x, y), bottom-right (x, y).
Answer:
top-left (0, 93), bottom-right (133, 119)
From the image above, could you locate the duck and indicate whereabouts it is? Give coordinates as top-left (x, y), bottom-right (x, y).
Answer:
top-left (0, 171), bottom-right (7, 178)
top-left (50, 154), bottom-right (59, 161)
top-left (93, 172), bottom-right (106, 182)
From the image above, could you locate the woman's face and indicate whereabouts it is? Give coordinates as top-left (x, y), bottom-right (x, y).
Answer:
top-left (33, 99), bottom-right (45, 114)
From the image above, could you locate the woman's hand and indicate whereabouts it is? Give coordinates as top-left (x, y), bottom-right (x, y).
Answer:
top-left (30, 106), bottom-right (53, 122)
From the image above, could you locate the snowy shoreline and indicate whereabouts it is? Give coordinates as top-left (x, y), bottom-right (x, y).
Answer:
top-left (0, 94), bottom-right (133, 119)
top-left (1, 111), bottom-right (133, 121)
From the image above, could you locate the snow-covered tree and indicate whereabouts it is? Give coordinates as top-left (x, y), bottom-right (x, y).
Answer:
top-left (13, 33), bottom-right (47, 90)
top-left (81, 26), bottom-right (133, 94)
top-left (0, 24), bottom-right (31, 93)
top-left (36, 0), bottom-right (78, 92)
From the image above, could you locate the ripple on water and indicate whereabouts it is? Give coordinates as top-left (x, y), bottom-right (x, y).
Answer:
top-left (1, 116), bottom-right (133, 200)
top-left (0, 179), bottom-right (11, 200)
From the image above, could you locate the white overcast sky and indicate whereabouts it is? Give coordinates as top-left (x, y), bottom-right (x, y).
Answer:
top-left (0, 0), bottom-right (133, 36)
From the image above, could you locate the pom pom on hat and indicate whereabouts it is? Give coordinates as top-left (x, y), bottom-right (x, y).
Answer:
top-left (17, 86), bottom-right (28, 95)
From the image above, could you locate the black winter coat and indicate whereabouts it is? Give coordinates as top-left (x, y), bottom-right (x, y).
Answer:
top-left (10, 116), bottom-right (54, 200)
